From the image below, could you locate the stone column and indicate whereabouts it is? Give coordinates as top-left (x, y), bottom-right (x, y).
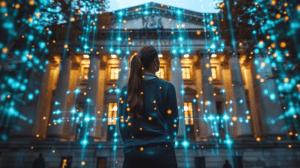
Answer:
top-left (47, 53), bottom-right (73, 138)
top-left (251, 56), bottom-right (285, 138)
top-left (229, 54), bottom-right (252, 137)
top-left (33, 60), bottom-right (59, 139)
top-left (194, 55), bottom-right (206, 141)
top-left (240, 64), bottom-right (264, 138)
top-left (82, 54), bottom-right (101, 140)
top-left (200, 53), bottom-right (218, 139)
top-left (170, 54), bottom-right (184, 140)
top-left (95, 58), bottom-right (106, 141)
top-left (222, 65), bottom-right (239, 138)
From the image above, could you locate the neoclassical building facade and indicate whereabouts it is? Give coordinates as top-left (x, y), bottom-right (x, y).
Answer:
top-left (1, 2), bottom-right (299, 168)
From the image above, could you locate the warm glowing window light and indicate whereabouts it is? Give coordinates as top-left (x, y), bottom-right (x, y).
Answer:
top-left (184, 54), bottom-right (189, 58)
top-left (83, 67), bottom-right (89, 80)
top-left (184, 102), bottom-right (194, 125)
top-left (108, 103), bottom-right (118, 125)
top-left (211, 54), bottom-right (217, 57)
top-left (182, 67), bottom-right (191, 80)
top-left (111, 54), bottom-right (117, 58)
top-left (158, 54), bottom-right (163, 58)
top-left (156, 67), bottom-right (165, 79)
top-left (211, 67), bottom-right (217, 79)
top-left (83, 54), bottom-right (89, 58)
top-left (110, 67), bottom-right (119, 80)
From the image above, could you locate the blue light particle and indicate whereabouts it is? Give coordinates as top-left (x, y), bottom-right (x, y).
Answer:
top-left (28, 35), bottom-right (34, 41)
top-left (28, 93), bottom-right (34, 100)
top-left (223, 114), bottom-right (229, 120)
top-left (270, 93), bottom-right (276, 100)
top-left (116, 49), bottom-right (121, 54)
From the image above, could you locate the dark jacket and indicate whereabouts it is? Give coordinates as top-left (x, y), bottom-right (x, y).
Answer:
top-left (32, 157), bottom-right (45, 168)
top-left (118, 73), bottom-right (179, 154)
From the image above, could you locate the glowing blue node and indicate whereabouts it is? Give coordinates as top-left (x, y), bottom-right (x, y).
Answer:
top-left (223, 114), bottom-right (229, 120)
top-left (254, 48), bottom-right (259, 54)
top-left (75, 88), bottom-right (80, 94)
top-left (264, 89), bottom-right (269, 95)
top-left (181, 141), bottom-right (189, 147)
top-left (87, 98), bottom-right (91, 103)
top-left (179, 37), bottom-right (183, 41)
top-left (180, 90), bottom-right (185, 94)
top-left (85, 117), bottom-right (90, 122)
top-left (81, 140), bottom-right (88, 145)
top-left (118, 11), bottom-right (123, 16)
top-left (28, 93), bottom-right (34, 100)
top-left (28, 35), bottom-right (34, 41)
top-left (270, 93), bottom-right (276, 100)
top-left (211, 43), bottom-right (216, 49)
top-left (116, 49), bottom-right (121, 54)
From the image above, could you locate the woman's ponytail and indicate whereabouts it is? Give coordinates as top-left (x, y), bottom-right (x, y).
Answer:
top-left (127, 45), bottom-right (158, 120)
top-left (127, 54), bottom-right (144, 119)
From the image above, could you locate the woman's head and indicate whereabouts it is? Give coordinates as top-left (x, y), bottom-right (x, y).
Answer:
top-left (127, 45), bottom-right (159, 119)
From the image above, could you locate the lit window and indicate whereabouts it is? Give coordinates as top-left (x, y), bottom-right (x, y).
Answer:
top-left (108, 103), bottom-right (118, 125)
top-left (184, 102), bottom-right (194, 125)
top-left (110, 67), bottom-right (119, 80)
top-left (83, 67), bottom-right (89, 80)
top-left (211, 67), bottom-right (217, 79)
top-left (156, 67), bottom-right (165, 79)
top-left (182, 67), bottom-right (191, 80)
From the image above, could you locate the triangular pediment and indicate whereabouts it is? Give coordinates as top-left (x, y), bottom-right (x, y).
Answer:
top-left (110, 2), bottom-right (204, 29)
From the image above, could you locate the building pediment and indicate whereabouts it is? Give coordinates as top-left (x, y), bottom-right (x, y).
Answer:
top-left (110, 2), bottom-right (205, 30)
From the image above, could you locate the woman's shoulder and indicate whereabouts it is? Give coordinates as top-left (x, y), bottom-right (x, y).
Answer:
top-left (156, 78), bottom-right (174, 88)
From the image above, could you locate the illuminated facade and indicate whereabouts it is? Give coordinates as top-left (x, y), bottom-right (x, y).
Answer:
top-left (1, 2), bottom-right (299, 168)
